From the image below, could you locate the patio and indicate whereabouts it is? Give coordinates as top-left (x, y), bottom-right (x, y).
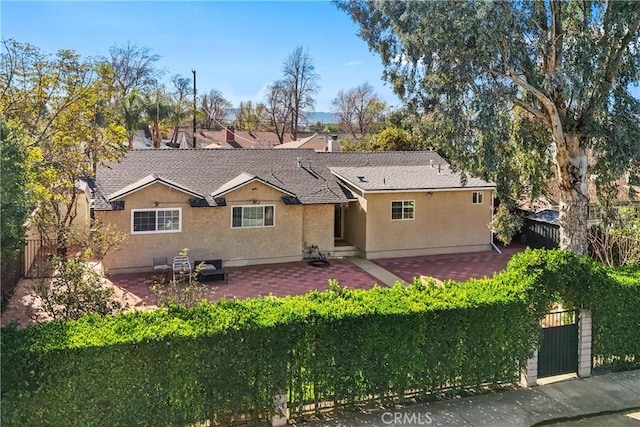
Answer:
top-left (109, 244), bottom-right (526, 306)
top-left (1, 245), bottom-right (526, 326)
top-left (108, 259), bottom-right (381, 306)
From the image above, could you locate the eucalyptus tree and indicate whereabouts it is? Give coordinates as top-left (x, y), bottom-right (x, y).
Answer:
top-left (336, 0), bottom-right (640, 254)
top-left (332, 83), bottom-right (387, 137)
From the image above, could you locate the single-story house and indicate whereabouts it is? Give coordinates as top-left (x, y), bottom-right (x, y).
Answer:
top-left (91, 149), bottom-right (496, 274)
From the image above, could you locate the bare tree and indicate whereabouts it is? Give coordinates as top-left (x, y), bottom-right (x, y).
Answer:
top-left (168, 74), bottom-right (191, 145)
top-left (281, 47), bottom-right (320, 140)
top-left (200, 89), bottom-right (231, 130)
top-left (332, 83), bottom-right (386, 137)
top-left (265, 80), bottom-right (293, 143)
top-left (101, 41), bottom-right (162, 97)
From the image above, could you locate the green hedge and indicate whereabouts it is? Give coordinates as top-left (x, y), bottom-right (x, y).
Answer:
top-left (2, 277), bottom-right (539, 426)
top-left (504, 249), bottom-right (640, 368)
top-left (588, 267), bottom-right (640, 365)
top-left (2, 249), bottom-right (638, 426)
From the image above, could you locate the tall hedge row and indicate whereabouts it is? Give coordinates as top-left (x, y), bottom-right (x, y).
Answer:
top-left (587, 268), bottom-right (640, 363)
top-left (504, 249), bottom-right (640, 367)
top-left (2, 277), bottom-right (539, 426)
top-left (2, 249), bottom-right (638, 426)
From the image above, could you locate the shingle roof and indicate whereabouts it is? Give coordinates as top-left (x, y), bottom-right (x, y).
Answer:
top-left (330, 165), bottom-right (495, 192)
top-left (92, 149), bottom-right (492, 210)
top-left (108, 174), bottom-right (203, 201)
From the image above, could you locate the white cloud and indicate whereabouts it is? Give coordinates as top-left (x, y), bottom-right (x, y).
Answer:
top-left (344, 60), bottom-right (362, 67)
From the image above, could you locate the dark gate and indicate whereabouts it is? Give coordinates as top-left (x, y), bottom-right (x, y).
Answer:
top-left (538, 309), bottom-right (578, 378)
top-left (23, 238), bottom-right (57, 279)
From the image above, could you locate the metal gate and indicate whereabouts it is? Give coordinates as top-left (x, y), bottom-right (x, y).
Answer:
top-left (538, 309), bottom-right (578, 378)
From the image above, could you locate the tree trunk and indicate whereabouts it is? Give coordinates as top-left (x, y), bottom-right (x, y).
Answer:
top-left (152, 117), bottom-right (160, 148)
top-left (555, 133), bottom-right (589, 254)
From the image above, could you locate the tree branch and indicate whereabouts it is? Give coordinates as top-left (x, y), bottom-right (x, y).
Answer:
top-left (513, 98), bottom-right (551, 127)
top-left (581, 13), bottom-right (640, 126)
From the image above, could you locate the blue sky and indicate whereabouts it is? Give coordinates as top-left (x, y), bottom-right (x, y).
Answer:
top-left (1, 1), bottom-right (400, 112)
top-left (2, 1), bottom-right (637, 112)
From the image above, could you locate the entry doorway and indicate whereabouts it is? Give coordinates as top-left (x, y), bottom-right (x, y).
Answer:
top-left (334, 204), bottom-right (343, 239)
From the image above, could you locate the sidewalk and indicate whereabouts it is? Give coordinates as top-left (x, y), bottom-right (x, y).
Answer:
top-left (299, 370), bottom-right (640, 426)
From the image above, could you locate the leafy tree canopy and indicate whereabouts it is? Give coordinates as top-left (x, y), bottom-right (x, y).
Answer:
top-left (1, 39), bottom-right (127, 253)
top-left (337, 0), bottom-right (640, 253)
top-left (0, 120), bottom-right (37, 259)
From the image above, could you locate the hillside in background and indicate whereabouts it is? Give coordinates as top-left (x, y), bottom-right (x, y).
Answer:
top-left (226, 110), bottom-right (338, 125)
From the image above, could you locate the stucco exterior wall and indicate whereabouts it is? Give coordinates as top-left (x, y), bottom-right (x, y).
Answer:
top-left (98, 181), bottom-right (308, 273)
top-left (361, 190), bottom-right (492, 259)
top-left (343, 197), bottom-right (367, 254)
top-left (302, 204), bottom-right (334, 254)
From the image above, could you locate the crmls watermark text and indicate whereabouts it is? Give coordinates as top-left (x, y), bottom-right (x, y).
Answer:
top-left (381, 411), bottom-right (433, 425)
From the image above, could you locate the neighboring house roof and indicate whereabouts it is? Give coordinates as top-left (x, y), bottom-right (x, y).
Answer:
top-left (92, 149), bottom-right (493, 210)
top-left (330, 165), bottom-right (495, 193)
top-left (526, 209), bottom-right (560, 226)
top-left (274, 133), bottom-right (331, 152)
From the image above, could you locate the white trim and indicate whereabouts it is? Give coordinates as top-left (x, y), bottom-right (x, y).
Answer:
top-left (213, 175), bottom-right (295, 198)
top-left (230, 204), bottom-right (276, 229)
top-left (391, 200), bottom-right (415, 221)
top-left (131, 207), bottom-right (182, 234)
top-left (110, 175), bottom-right (202, 201)
top-left (472, 191), bottom-right (484, 204)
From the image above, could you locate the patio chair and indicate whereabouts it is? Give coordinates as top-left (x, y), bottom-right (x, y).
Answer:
top-left (172, 255), bottom-right (192, 283)
top-left (152, 257), bottom-right (171, 279)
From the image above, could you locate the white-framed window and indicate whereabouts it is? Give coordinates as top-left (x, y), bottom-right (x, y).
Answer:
top-left (131, 208), bottom-right (182, 234)
top-left (391, 200), bottom-right (415, 220)
top-left (231, 205), bottom-right (275, 228)
top-left (472, 191), bottom-right (484, 204)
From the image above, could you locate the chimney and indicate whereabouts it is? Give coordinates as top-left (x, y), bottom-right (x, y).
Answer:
top-left (327, 135), bottom-right (340, 152)
top-left (225, 126), bottom-right (235, 143)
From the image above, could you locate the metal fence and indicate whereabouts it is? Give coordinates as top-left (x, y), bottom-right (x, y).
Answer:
top-left (23, 238), bottom-right (57, 279)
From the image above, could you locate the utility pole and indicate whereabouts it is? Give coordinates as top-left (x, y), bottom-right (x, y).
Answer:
top-left (192, 69), bottom-right (197, 147)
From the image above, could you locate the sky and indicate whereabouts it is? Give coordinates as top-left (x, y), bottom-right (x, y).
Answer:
top-left (1, 1), bottom-right (400, 112)
top-left (2, 1), bottom-right (637, 112)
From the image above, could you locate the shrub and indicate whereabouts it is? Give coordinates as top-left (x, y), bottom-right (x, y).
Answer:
top-left (2, 278), bottom-right (539, 425)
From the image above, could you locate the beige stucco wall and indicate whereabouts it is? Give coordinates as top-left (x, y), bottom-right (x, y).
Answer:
top-left (98, 181), bottom-right (312, 273)
top-left (343, 197), bottom-right (367, 254)
top-left (343, 190), bottom-right (492, 259)
top-left (302, 204), bottom-right (334, 254)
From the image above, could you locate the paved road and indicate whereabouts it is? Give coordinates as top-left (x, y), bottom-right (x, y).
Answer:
top-left (300, 370), bottom-right (640, 427)
top-left (545, 409), bottom-right (640, 426)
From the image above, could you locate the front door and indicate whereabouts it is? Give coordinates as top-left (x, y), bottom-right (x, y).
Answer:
top-left (334, 204), bottom-right (342, 239)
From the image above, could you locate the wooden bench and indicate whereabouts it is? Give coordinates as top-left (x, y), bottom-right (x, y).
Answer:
top-left (194, 260), bottom-right (228, 283)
